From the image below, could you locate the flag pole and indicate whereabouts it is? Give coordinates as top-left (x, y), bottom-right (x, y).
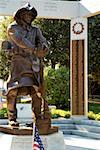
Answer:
top-left (32, 117), bottom-right (36, 150)
top-left (32, 116), bottom-right (44, 150)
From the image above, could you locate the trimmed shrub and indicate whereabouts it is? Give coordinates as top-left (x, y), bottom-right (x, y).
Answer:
top-left (45, 66), bottom-right (70, 109)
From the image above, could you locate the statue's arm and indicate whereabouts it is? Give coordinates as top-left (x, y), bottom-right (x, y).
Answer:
top-left (36, 27), bottom-right (48, 49)
top-left (35, 28), bottom-right (48, 58)
top-left (7, 25), bottom-right (35, 53)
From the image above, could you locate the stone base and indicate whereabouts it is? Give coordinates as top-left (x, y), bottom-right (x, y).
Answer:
top-left (0, 131), bottom-right (65, 150)
top-left (0, 125), bottom-right (32, 135)
top-left (0, 133), bottom-right (32, 150)
top-left (0, 124), bottom-right (58, 135)
top-left (41, 131), bottom-right (66, 150)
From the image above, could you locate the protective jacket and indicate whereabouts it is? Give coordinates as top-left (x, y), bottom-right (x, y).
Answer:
top-left (7, 22), bottom-right (47, 92)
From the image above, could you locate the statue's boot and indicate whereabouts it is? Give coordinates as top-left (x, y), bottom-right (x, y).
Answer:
top-left (9, 120), bottom-right (19, 127)
top-left (7, 89), bottom-right (19, 127)
top-left (32, 92), bottom-right (58, 135)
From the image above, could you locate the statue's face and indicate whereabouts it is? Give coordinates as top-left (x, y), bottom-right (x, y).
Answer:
top-left (20, 11), bottom-right (34, 24)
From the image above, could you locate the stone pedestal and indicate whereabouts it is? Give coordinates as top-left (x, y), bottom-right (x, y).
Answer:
top-left (0, 125), bottom-right (33, 135)
top-left (0, 133), bottom-right (32, 150)
top-left (0, 131), bottom-right (65, 150)
top-left (41, 131), bottom-right (66, 150)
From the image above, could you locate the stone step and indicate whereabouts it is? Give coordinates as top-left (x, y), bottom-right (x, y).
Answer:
top-left (52, 118), bottom-right (100, 128)
top-left (53, 123), bottom-right (100, 134)
top-left (63, 129), bottom-right (100, 139)
top-left (52, 118), bottom-right (73, 124)
top-left (75, 124), bottom-right (100, 133)
top-left (64, 134), bottom-right (100, 150)
top-left (52, 123), bottom-right (76, 129)
top-left (73, 119), bottom-right (100, 127)
top-left (65, 145), bottom-right (92, 150)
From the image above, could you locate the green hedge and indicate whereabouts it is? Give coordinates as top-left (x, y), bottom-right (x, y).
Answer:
top-left (45, 66), bottom-right (70, 109)
top-left (88, 103), bottom-right (100, 114)
top-left (0, 108), bottom-right (8, 118)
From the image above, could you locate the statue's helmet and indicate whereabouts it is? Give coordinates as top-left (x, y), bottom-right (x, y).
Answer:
top-left (14, 3), bottom-right (37, 24)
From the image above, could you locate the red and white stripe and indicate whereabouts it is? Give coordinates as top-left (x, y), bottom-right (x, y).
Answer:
top-left (33, 141), bottom-right (40, 150)
top-left (0, 102), bottom-right (3, 110)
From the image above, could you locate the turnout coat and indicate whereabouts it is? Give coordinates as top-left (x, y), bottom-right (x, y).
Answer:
top-left (6, 22), bottom-right (47, 94)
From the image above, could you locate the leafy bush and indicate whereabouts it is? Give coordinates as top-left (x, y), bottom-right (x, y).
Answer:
top-left (0, 108), bottom-right (8, 118)
top-left (95, 113), bottom-right (100, 121)
top-left (88, 111), bottom-right (96, 120)
top-left (51, 114), bottom-right (61, 119)
top-left (88, 103), bottom-right (100, 114)
top-left (88, 111), bottom-right (100, 121)
top-left (45, 66), bottom-right (70, 109)
top-left (51, 108), bottom-right (71, 119)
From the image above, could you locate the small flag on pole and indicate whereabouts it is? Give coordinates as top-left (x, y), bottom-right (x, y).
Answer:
top-left (0, 102), bottom-right (3, 110)
top-left (32, 123), bottom-right (44, 150)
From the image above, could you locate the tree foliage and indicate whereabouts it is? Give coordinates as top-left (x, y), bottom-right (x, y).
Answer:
top-left (0, 17), bottom-right (13, 80)
top-left (34, 19), bottom-right (70, 68)
top-left (0, 50), bottom-right (10, 80)
top-left (88, 14), bottom-right (100, 81)
top-left (0, 16), bottom-right (13, 40)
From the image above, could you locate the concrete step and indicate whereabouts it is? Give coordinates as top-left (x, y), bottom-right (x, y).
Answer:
top-left (65, 145), bottom-right (93, 150)
top-left (52, 123), bottom-right (76, 129)
top-left (52, 120), bottom-right (100, 139)
top-left (64, 134), bottom-right (100, 150)
top-left (53, 123), bottom-right (100, 134)
top-left (56, 124), bottom-right (100, 132)
top-left (73, 119), bottom-right (100, 127)
top-left (52, 124), bottom-right (100, 139)
top-left (53, 118), bottom-right (100, 126)
top-left (75, 124), bottom-right (100, 133)
top-left (52, 118), bottom-right (73, 124)
top-left (63, 129), bottom-right (100, 139)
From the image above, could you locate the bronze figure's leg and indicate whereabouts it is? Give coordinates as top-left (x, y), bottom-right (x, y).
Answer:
top-left (31, 87), bottom-right (58, 135)
top-left (7, 89), bottom-right (19, 127)
top-left (31, 87), bottom-right (41, 119)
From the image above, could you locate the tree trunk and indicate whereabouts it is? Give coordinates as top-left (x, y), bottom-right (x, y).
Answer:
top-left (51, 60), bottom-right (55, 69)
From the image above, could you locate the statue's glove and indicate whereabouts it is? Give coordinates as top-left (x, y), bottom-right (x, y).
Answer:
top-left (33, 44), bottom-right (48, 58)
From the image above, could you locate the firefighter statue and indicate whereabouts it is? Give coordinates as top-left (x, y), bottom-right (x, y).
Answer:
top-left (2, 3), bottom-right (58, 135)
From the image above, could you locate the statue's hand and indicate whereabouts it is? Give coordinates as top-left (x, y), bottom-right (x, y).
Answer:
top-left (38, 49), bottom-right (48, 58)
top-left (34, 47), bottom-right (48, 58)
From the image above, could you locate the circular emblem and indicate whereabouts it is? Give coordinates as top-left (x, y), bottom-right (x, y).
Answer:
top-left (72, 22), bottom-right (84, 35)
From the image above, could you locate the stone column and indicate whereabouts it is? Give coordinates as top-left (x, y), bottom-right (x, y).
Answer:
top-left (70, 17), bottom-right (88, 116)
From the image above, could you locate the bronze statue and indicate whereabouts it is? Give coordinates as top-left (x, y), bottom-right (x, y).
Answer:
top-left (4, 3), bottom-right (58, 134)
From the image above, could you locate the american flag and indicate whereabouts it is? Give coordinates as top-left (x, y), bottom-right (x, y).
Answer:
top-left (33, 124), bottom-right (44, 150)
top-left (0, 102), bottom-right (3, 110)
